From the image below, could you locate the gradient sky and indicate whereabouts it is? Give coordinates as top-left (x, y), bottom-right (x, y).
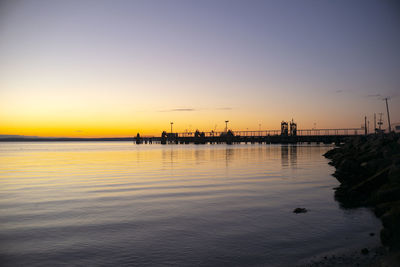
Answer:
top-left (1, 0), bottom-right (399, 137)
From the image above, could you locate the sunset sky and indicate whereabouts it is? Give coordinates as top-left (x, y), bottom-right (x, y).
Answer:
top-left (1, 0), bottom-right (399, 137)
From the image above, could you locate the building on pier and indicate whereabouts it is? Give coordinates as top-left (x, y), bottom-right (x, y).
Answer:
top-left (290, 119), bottom-right (297, 136)
top-left (281, 121), bottom-right (288, 136)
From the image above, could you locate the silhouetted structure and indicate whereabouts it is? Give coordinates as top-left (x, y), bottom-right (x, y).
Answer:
top-left (153, 121), bottom-right (365, 145)
top-left (161, 131), bottom-right (167, 144)
top-left (281, 121), bottom-right (288, 136)
top-left (224, 130), bottom-right (235, 145)
top-left (290, 119), bottom-right (297, 136)
top-left (384, 98), bottom-right (392, 132)
top-left (136, 133), bottom-right (142, 144)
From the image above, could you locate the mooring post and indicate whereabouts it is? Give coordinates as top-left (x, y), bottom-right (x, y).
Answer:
top-left (364, 116), bottom-right (367, 135)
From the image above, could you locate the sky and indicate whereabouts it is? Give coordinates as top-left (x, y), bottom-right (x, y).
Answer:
top-left (0, 0), bottom-right (399, 137)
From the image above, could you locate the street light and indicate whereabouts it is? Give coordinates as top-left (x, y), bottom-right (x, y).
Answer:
top-left (225, 120), bottom-right (229, 133)
top-left (170, 122), bottom-right (174, 133)
top-left (384, 98), bottom-right (392, 132)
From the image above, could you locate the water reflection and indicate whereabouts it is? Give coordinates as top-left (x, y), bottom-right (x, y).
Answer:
top-left (290, 145), bottom-right (297, 167)
top-left (160, 145), bottom-right (237, 168)
top-left (162, 146), bottom-right (176, 169)
top-left (281, 145), bottom-right (298, 167)
top-left (225, 147), bottom-right (234, 167)
top-left (194, 147), bottom-right (206, 164)
top-left (281, 145), bottom-right (289, 167)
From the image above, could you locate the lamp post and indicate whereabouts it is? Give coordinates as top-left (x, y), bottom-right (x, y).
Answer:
top-left (385, 98), bottom-right (392, 132)
top-left (225, 120), bottom-right (229, 133)
top-left (170, 122), bottom-right (173, 134)
top-left (364, 116), bottom-right (367, 135)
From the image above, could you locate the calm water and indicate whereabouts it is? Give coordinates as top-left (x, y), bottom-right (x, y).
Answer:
top-left (0, 142), bottom-right (381, 266)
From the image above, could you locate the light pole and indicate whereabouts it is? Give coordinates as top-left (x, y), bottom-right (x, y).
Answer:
top-left (225, 120), bottom-right (229, 133)
top-left (378, 113), bottom-right (383, 131)
top-left (384, 98), bottom-right (391, 132)
top-left (170, 122), bottom-right (173, 134)
top-left (364, 116), bottom-right (367, 135)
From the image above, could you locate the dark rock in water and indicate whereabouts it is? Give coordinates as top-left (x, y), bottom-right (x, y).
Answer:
top-left (388, 164), bottom-right (400, 183)
top-left (293, 208), bottom-right (307, 213)
top-left (361, 248), bottom-right (369, 255)
top-left (323, 148), bottom-right (339, 158)
top-left (374, 201), bottom-right (400, 217)
top-left (324, 133), bottom-right (400, 249)
top-left (381, 228), bottom-right (392, 247)
top-left (370, 232), bottom-right (375, 236)
top-left (364, 158), bottom-right (391, 173)
top-left (380, 206), bottom-right (400, 248)
top-left (349, 166), bottom-right (390, 198)
top-left (374, 184), bottom-right (400, 204)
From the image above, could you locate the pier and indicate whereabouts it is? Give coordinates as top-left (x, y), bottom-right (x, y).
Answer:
top-left (135, 126), bottom-right (363, 145)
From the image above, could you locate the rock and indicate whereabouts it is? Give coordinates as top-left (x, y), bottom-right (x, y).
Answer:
top-left (324, 134), bottom-right (400, 249)
top-left (349, 166), bottom-right (390, 195)
top-left (380, 206), bottom-right (400, 248)
top-left (388, 164), bottom-right (400, 183)
top-left (365, 158), bottom-right (391, 173)
top-left (374, 184), bottom-right (400, 204)
top-left (361, 248), bottom-right (369, 255)
top-left (334, 185), bottom-right (365, 208)
top-left (381, 207), bottom-right (400, 230)
top-left (374, 201), bottom-right (400, 217)
top-left (361, 162), bottom-right (368, 167)
top-left (370, 233), bottom-right (375, 236)
top-left (293, 208), bottom-right (307, 213)
top-left (381, 228), bottom-right (392, 247)
top-left (338, 158), bottom-right (359, 173)
top-left (324, 148), bottom-right (339, 158)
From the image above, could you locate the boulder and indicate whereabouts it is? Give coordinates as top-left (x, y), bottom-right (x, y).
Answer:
top-left (381, 207), bottom-right (400, 231)
top-left (293, 208), bottom-right (307, 213)
top-left (348, 166), bottom-right (390, 195)
top-left (388, 165), bottom-right (400, 184)
top-left (381, 206), bottom-right (400, 248)
top-left (324, 134), bottom-right (400, 249)
top-left (375, 201), bottom-right (400, 217)
top-left (374, 184), bottom-right (400, 204)
top-left (361, 248), bottom-right (369, 255)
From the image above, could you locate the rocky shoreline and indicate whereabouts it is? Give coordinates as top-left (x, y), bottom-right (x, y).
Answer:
top-left (299, 246), bottom-right (389, 267)
top-left (323, 133), bottom-right (400, 251)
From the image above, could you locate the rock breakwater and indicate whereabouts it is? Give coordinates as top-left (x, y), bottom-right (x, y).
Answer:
top-left (324, 134), bottom-right (400, 249)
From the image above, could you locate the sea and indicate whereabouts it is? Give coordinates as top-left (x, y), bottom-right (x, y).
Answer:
top-left (0, 142), bottom-right (381, 266)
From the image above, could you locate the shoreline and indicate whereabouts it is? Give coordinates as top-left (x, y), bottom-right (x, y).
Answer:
top-left (319, 133), bottom-right (400, 266)
top-left (299, 246), bottom-right (400, 267)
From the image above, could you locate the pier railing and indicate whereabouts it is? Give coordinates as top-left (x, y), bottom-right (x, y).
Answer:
top-left (175, 128), bottom-right (363, 137)
top-left (133, 128), bottom-right (365, 145)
